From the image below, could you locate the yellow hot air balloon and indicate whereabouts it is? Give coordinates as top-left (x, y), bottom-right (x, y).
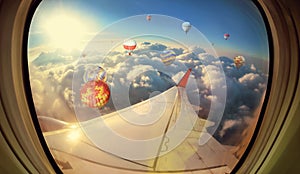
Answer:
top-left (233, 55), bottom-right (245, 69)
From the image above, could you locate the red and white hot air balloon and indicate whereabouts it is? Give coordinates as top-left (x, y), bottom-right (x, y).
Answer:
top-left (146, 15), bottom-right (152, 21)
top-left (123, 40), bottom-right (137, 56)
top-left (224, 33), bottom-right (230, 40)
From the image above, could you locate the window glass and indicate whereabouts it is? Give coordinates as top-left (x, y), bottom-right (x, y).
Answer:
top-left (28, 0), bottom-right (269, 173)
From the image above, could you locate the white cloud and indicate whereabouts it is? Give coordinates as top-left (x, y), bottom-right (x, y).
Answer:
top-left (250, 64), bottom-right (256, 71)
top-left (29, 56), bottom-right (77, 122)
top-left (126, 65), bottom-right (154, 82)
top-left (238, 73), bottom-right (264, 89)
top-left (219, 119), bottom-right (242, 137)
top-left (201, 64), bottom-right (226, 90)
top-left (28, 41), bottom-right (269, 147)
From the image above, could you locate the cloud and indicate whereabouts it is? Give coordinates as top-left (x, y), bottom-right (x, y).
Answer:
top-left (189, 46), bottom-right (206, 55)
top-left (170, 47), bottom-right (184, 55)
top-left (250, 64), bottom-right (256, 71)
top-left (32, 49), bottom-right (80, 66)
top-left (76, 43), bottom-right (268, 146)
top-left (128, 70), bottom-right (176, 105)
top-left (219, 119), bottom-right (242, 137)
top-left (147, 43), bottom-right (167, 51)
top-left (201, 64), bottom-right (226, 90)
top-left (238, 73), bottom-right (264, 89)
top-left (141, 42), bottom-right (151, 45)
top-left (213, 61), bottom-right (268, 146)
top-left (126, 65), bottom-right (155, 83)
top-left (29, 52), bottom-right (78, 122)
top-left (29, 41), bottom-right (269, 149)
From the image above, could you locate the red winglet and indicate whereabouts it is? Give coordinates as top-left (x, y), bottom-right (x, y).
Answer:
top-left (177, 68), bottom-right (192, 88)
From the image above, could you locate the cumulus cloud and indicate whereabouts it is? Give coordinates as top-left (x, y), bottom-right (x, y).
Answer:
top-left (128, 70), bottom-right (176, 104)
top-left (29, 40), bottom-right (269, 149)
top-left (250, 64), bottom-right (256, 71)
top-left (201, 64), bottom-right (226, 90)
top-left (189, 46), bottom-right (206, 55)
top-left (32, 49), bottom-right (79, 66)
top-left (213, 56), bottom-right (268, 147)
top-left (238, 73), bottom-right (264, 89)
top-left (148, 43), bottom-right (167, 51)
top-left (29, 49), bottom-right (80, 122)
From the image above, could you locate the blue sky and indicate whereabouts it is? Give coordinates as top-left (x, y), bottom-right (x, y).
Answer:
top-left (29, 0), bottom-right (269, 60)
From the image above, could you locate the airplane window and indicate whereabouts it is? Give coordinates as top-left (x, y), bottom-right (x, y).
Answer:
top-left (27, 0), bottom-right (270, 173)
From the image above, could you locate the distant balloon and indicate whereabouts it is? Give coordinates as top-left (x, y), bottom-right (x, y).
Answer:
top-left (224, 33), bottom-right (230, 40)
top-left (234, 55), bottom-right (245, 69)
top-left (160, 50), bottom-right (176, 65)
top-left (123, 40), bottom-right (137, 56)
top-left (80, 80), bottom-right (110, 108)
top-left (182, 22), bottom-right (191, 34)
top-left (146, 15), bottom-right (151, 21)
top-left (84, 66), bottom-right (107, 83)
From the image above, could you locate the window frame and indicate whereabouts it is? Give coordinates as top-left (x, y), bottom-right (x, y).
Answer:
top-left (0, 0), bottom-right (299, 173)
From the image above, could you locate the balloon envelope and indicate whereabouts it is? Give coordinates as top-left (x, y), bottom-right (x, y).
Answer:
top-left (146, 15), bottom-right (151, 21)
top-left (233, 55), bottom-right (245, 69)
top-left (84, 66), bottom-right (107, 83)
top-left (123, 40), bottom-right (137, 50)
top-left (160, 50), bottom-right (176, 65)
top-left (123, 40), bottom-right (137, 55)
top-left (182, 22), bottom-right (191, 34)
top-left (80, 80), bottom-right (110, 108)
top-left (224, 33), bottom-right (230, 40)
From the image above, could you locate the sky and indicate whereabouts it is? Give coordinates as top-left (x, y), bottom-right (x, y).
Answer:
top-left (28, 0), bottom-right (269, 60)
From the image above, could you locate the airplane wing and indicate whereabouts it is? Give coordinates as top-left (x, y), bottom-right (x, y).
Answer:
top-left (43, 69), bottom-right (238, 173)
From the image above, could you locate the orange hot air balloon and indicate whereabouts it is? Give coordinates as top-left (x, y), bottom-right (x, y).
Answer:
top-left (80, 80), bottom-right (110, 108)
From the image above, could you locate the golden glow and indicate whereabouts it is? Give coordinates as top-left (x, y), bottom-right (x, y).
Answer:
top-left (68, 124), bottom-right (79, 129)
top-left (67, 129), bottom-right (81, 141)
top-left (44, 12), bottom-right (87, 50)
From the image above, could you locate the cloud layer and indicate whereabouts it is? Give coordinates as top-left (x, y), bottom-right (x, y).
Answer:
top-left (29, 41), bottom-right (268, 148)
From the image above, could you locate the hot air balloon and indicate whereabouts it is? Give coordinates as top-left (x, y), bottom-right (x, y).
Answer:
top-left (81, 53), bottom-right (86, 58)
top-left (123, 40), bottom-right (137, 56)
top-left (146, 15), bottom-right (151, 21)
top-left (233, 55), bottom-right (245, 69)
top-left (182, 22), bottom-right (191, 34)
top-left (160, 50), bottom-right (176, 65)
top-left (83, 66), bottom-right (107, 83)
top-left (80, 80), bottom-right (110, 108)
top-left (224, 33), bottom-right (230, 40)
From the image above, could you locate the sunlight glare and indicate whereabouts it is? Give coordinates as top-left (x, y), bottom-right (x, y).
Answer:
top-left (67, 129), bottom-right (81, 142)
top-left (44, 13), bottom-right (87, 50)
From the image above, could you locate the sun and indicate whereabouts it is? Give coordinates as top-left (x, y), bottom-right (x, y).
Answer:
top-left (44, 12), bottom-right (88, 50)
